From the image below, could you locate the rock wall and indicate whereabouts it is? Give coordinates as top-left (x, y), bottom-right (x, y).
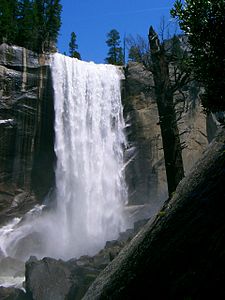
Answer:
top-left (123, 62), bottom-right (210, 208)
top-left (123, 63), bottom-right (165, 209)
top-left (0, 44), bottom-right (55, 223)
top-left (0, 44), bottom-right (217, 224)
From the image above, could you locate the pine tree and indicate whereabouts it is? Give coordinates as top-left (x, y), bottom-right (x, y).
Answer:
top-left (0, 0), bottom-right (62, 53)
top-left (31, 0), bottom-right (45, 52)
top-left (69, 32), bottom-right (81, 59)
top-left (45, 0), bottom-right (62, 51)
top-left (171, 0), bottom-right (225, 112)
top-left (0, 0), bottom-right (18, 44)
top-left (16, 0), bottom-right (34, 49)
top-left (32, 0), bottom-right (62, 52)
top-left (105, 29), bottom-right (124, 65)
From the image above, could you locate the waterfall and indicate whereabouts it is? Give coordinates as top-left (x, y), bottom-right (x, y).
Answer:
top-left (0, 54), bottom-right (127, 261)
top-left (51, 54), bottom-right (127, 258)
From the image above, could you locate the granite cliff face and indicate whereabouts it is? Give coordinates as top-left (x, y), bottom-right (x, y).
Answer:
top-left (0, 44), bottom-right (55, 224)
top-left (0, 44), bottom-right (218, 225)
top-left (123, 61), bottom-right (214, 208)
top-left (123, 62), bottom-right (165, 207)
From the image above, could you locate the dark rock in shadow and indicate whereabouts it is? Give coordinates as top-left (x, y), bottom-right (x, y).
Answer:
top-left (83, 128), bottom-right (225, 299)
top-left (24, 216), bottom-right (147, 300)
top-left (0, 287), bottom-right (28, 300)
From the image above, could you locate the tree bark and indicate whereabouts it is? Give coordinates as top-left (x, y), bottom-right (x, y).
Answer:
top-left (148, 26), bottom-right (184, 198)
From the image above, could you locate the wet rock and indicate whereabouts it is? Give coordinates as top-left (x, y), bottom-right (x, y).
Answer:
top-left (0, 44), bottom-right (55, 220)
top-left (25, 257), bottom-right (97, 300)
top-left (0, 190), bottom-right (37, 226)
top-left (25, 256), bottom-right (76, 300)
top-left (25, 253), bottom-right (101, 300)
top-left (25, 255), bottom-right (104, 300)
top-left (0, 287), bottom-right (28, 300)
top-left (24, 217), bottom-right (147, 300)
top-left (0, 257), bottom-right (25, 290)
top-left (0, 257), bottom-right (25, 277)
top-left (11, 193), bottom-right (30, 208)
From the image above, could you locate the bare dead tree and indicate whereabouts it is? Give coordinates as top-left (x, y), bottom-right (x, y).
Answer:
top-left (148, 26), bottom-right (192, 198)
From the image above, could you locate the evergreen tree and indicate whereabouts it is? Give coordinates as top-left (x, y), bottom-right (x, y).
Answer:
top-left (128, 45), bottom-right (142, 62)
top-left (16, 0), bottom-right (34, 49)
top-left (69, 32), bottom-right (81, 59)
top-left (171, 0), bottom-right (225, 112)
top-left (105, 29), bottom-right (124, 65)
top-left (126, 34), bottom-right (151, 67)
top-left (0, 0), bottom-right (18, 44)
top-left (32, 0), bottom-right (62, 52)
top-left (45, 0), bottom-right (62, 51)
top-left (0, 0), bottom-right (62, 53)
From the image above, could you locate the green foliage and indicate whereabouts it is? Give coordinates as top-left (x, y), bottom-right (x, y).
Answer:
top-left (32, 0), bottom-right (62, 52)
top-left (0, 0), bottom-right (62, 53)
top-left (0, 0), bottom-right (19, 44)
top-left (69, 32), bottom-right (81, 59)
top-left (128, 45), bottom-right (142, 62)
top-left (157, 210), bottom-right (166, 217)
top-left (32, 0), bottom-right (45, 52)
top-left (105, 29), bottom-right (124, 65)
top-left (16, 0), bottom-right (34, 49)
top-left (171, 0), bottom-right (225, 112)
top-left (45, 0), bottom-right (62, 51)
top-left (164, 35), bottom-right (192, 78)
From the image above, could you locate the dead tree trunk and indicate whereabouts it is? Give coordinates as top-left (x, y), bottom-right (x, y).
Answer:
top-left (148, 26), bottom-right (184, 198)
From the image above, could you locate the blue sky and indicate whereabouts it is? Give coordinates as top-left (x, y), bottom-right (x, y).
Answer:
top-left (58, 0), bottom-right (177, 63)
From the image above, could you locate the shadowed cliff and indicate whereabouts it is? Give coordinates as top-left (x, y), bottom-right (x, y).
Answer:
top-left (83, 127), bottom-right (225, 299)
top-left (0, 44), bottom-right (55, 224)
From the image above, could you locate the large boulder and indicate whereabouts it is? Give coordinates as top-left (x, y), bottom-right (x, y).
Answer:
top-left (25, 255), bottom-right (106, 300)
top-left (24, 220), bottom-right (147, 300)
top-left (25, 256), bottom-right (76, 300)
top-left (0, 257), bottom-right (25, 294)
top-left (0, 287), bottom-right (28, 300)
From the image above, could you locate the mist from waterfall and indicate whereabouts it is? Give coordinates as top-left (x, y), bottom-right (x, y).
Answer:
top-left (0, 54), bottom-right (127, 261)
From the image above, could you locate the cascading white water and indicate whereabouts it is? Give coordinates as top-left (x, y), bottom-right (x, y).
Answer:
top-left (51, 53), bottom-right (127, 258)
top-left (0, 54), bottom-right (127, 261)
